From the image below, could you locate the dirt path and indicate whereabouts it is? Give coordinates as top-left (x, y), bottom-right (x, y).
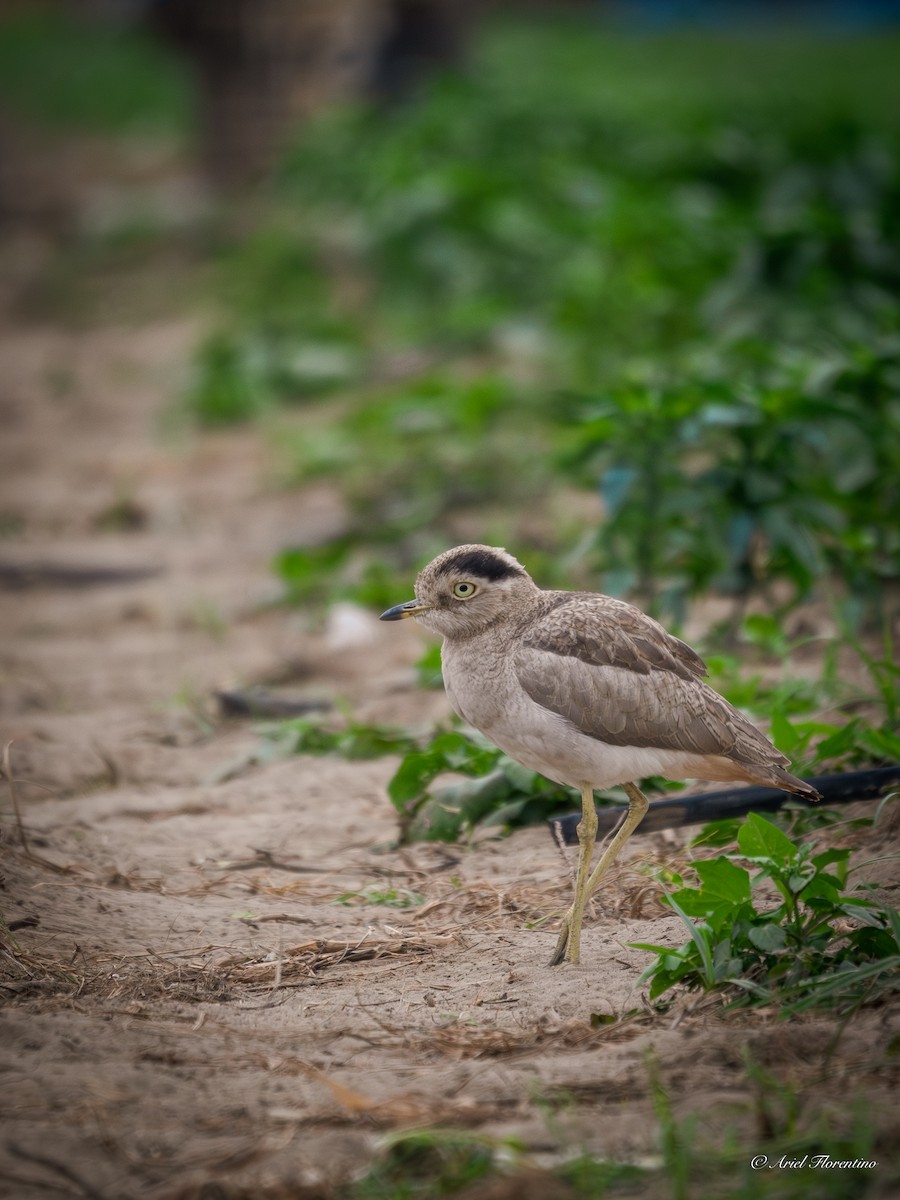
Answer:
top-left (2, 320), bottom-right (898, 1199)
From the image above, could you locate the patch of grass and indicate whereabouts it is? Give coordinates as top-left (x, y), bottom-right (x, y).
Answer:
top-left (705, 620), bottom-right (900, 783)
top-left (336, 885), bottom-right (424, 909)
top-left (641, 1049), bottom-right (885, 1200)
top-left (349, 1130), bottom-right (507, 1200)
top-left (184, 332), bottom-right (271, 426)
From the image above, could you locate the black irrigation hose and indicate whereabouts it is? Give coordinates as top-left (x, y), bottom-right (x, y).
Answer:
top-left (0, 562), bottom-right (161, 589)
top-left (548, 765), bottom-right (900, 847)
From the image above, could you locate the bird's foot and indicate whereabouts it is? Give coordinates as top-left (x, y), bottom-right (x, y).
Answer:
top-left (548, 912), bottom-right (580, 966)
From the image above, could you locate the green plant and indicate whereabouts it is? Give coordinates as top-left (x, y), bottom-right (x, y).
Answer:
top-left (336, 885), bottom-right (424, 909)
top-left (634, 812), bottom-right (900, 1015)
top-left (705, 618), bottom-right (900, 782)
top-left (260, 716), bottom-right (416, 762)
top-left (560, 345), bottom-right (900, 617)
top-left (386, 728), bottom-right (577, 844)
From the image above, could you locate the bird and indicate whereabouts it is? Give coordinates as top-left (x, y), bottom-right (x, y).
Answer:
top-left (380, 544), bottom-right (821, 967)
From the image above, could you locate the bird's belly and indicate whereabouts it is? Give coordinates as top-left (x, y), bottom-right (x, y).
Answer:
top-left (445, 670), bottom-right (643, 787)
top-left (485, 715), bottom-right (675, 788)
top-left (444, 666), bottom-right (736, 790)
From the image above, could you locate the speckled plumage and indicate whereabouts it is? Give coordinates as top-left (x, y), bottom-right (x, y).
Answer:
top-left (381, 544), bottom-right (820, 965)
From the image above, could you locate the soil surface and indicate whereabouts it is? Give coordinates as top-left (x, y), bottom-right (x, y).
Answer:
top-left (2, 314), bottom-right (899, 1200)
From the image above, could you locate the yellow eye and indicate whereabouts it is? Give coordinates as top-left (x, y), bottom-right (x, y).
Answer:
top-left (452, 581), bottom-right (477, 599)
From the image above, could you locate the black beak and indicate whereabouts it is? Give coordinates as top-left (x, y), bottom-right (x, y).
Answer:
top-left (379, 599), bottom-right (431, 621)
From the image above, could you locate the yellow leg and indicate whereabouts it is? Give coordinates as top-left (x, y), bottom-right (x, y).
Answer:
top-left (549, 784), bottom-right (596, 966)
top-left (549, 782), bottom-right (649, 967)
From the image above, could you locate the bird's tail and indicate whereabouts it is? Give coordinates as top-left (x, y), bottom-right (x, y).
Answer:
top-left (762, 765), bottom-right (822, 802)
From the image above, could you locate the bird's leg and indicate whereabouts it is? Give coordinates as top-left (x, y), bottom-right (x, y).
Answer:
top-left (549, 782), bottom-right (649, 967)
top-left (549, 783), bottom-right (597, 966)
top-left (581, 781), bottom-right (649, 904)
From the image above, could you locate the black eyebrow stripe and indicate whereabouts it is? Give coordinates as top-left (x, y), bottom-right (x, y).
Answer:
top-left (435, 549), bottom-right (526, 582)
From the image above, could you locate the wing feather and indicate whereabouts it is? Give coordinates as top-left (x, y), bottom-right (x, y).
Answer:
top-left (515, 594), bottom-right (786, 766)
top-left (525, 593), bottom-right (707, 681)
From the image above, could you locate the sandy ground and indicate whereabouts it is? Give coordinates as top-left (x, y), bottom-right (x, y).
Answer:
top-left (2, 317), bottom-right (899, 1200)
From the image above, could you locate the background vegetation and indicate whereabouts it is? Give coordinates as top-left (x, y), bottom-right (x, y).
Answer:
top-left (178, 13), bottom-right (900, 850)
top-left (183, 20), bottom-right (900, 628)
top-left (3, 1), bottom-right (897, 856)
top-left (3, 9), bottom-right (896, 625)
top-left (3, 8), bottom-right (899, 1197)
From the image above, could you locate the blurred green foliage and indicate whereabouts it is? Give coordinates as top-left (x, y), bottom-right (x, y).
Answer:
top-left (2, 9), bottom-right (898, 615)
top-left (179, 17), bottom-right (900, 617)
top-left (0, 10), bottom-right (189, 134)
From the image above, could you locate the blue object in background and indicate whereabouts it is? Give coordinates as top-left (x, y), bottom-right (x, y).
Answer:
top-left (611, 0), bottom-right (900, 28)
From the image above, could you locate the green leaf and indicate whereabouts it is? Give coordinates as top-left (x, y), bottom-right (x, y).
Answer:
top-left (386, 734), bottom-right (477, 810)
top-left (798, 874), bottom-right (841, 903)
top-left (812, 721), bottom-right (861, 762)
top-left (712, 936), bottom-right (745, 982)
top-left (667, 895), bottom-right (715, 986)
top-left (812, 847), bottom-right (850, 873)
top-left (742, 613), bottom-right (788, 655)
top-left (787, 861), bottom-right (817, 894)
top-left (748, 923), bottom-right (788, 953)
top-left (629, 942), bottom-right (676, 956)
top-left (887, 908), bottom-right (900, 952)
top-left (666, 886), bottom-right (713, 918)
top-left (695, 857), bottom-right (751, 904)
top-left (839, 902), bottom-right (890, 928)
top-left (783, 958), bottom-right (900, 1013)
top-left (691, 817), bottom-right (742, 849)
top-left (433, 769), bottom-right (514, 826)
top-left (857, 726), bottom-right (900, 761)
top-left (737, 812), bottom-right (798, 867)
top-left (769, 708), bottom-right (803, 759)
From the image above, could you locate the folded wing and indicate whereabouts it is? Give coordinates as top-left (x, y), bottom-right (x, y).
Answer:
top-left (515, 593), bottom-right (788, 769)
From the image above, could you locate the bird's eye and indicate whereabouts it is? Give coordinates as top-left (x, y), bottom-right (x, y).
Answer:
top-left (452, 581), bottom-right (478, 599)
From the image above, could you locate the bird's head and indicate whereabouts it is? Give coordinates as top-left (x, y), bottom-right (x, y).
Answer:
top-left (380, 544), bottom-right (539, 639)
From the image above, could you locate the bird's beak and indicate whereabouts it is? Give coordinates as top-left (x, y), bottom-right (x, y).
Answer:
top-left (379, 598), bottom-right (432, 621)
